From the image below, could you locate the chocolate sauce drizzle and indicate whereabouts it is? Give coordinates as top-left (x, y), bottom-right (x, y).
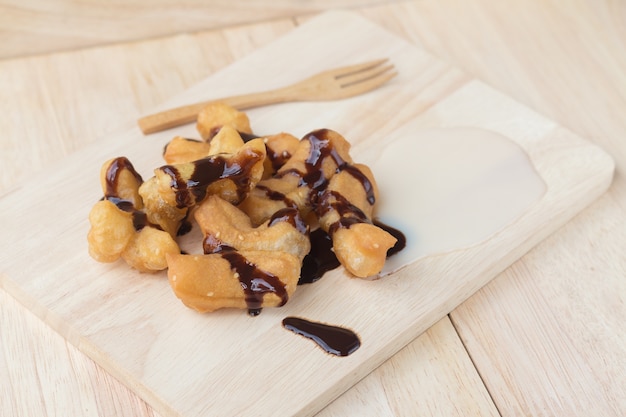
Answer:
top-left (207, 127), bottom-right (294, 173)
top-left (160, 149), bottom-right (264, 208)
top-left (239, 131), bottom-right (261, 143)
top-left (104, 156), bottom-right (143, 203)
top-left (342, 164), bottom-right (376, 205)
top-left (203, 241), bottom-right (289, 316)
top-left (317, 190), bottom-right (370, 237)
top-left (280, 129), bottom-right (348, 193)
top-left (221, 251), bottom-right (288, 315)
top-left (255, 129), bottom-right (407, 284)
top-left (274, 129), bottom-right (376, 228)
top-left (176, 213), bottom-right (193, 237)
top-left (255, 184), bottom-right (294, 204)
top-left (375, 219), bottom-right (406, 257)
top-left (268, 207), bottom-right (309, 235)
top-left (299, 229), bottom-right (340, 285)
top-left (282, 317), bottom-right (361, 357)
top-left (266, 146), bottom-right (293, 172)
top-left (102, 157), bottom-right (155, 231)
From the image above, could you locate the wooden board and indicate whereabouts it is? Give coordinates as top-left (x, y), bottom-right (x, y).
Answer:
top-left (0, 11), bottom-right (614, 417)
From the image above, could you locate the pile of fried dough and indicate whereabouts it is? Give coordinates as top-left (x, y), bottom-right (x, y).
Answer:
top-left (87, 103), bottom-right (397, 313)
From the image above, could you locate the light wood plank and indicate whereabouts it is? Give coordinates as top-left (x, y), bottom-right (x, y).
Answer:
top-left (451, 232), bottom-right (626, 416)
top-left (354, 1), bottom-right (626, 415)
top-left (0, 11), bottom-right (497, 417)
top-left (0, 0), bottom-right (402, 58)
top-left (0, 17), bottom-right (295, 417)
top-left (0, 288), bottom-right (161, 417)
top-left (3, 0), bottom-right (626, 416)
top-left (318, 317), bottom-right (500, 417)
top-left (0, 19), bottom-right (295, 193)
top-left (0, 10), bottom-right (613, 417)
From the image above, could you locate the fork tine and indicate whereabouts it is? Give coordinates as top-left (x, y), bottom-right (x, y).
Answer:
top-left (340, 67), bottom-right (398, 95)
top-left (330, 58), bottom-right (389, 78)
top-left (337, 63), bottom-right (395, 87)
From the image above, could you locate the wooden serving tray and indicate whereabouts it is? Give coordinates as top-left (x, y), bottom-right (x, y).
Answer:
top-left (0, 11), bottom-right (614, 417)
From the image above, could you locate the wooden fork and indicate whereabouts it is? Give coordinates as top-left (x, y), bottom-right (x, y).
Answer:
top-left (137, 58), bottom-right (396, 134)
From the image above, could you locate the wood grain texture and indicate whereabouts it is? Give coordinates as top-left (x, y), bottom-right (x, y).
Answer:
top-left (0, 288), bottom-right (160, 417)
top-left (0, 16), bottom-right (294, 417)
top-left (0, 19), bottom-right (295, 193)
top-left (0, 11), bottom-right (613, 417)
top-left (0, 0), bottom-right (401, 59)
top-left (0, 8), bottom-right (485, 417)
top-left (4, 1), bottom-right (626, 416)
top-left (318, 317), bottom-right (500, 417)
top-left (0, 8), bottom-right (500, 417)
top-left (358, 0), bottom-right (626, 415)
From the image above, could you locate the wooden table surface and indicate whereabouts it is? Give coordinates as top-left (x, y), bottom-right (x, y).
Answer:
top-left (1, 1), bottom-right (625, 416)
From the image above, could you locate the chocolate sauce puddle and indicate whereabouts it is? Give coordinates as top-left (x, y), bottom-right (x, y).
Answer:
top-left (299, 229), bottom-right (339, 285)
top-left (282, 317), bottom-right (360, 357)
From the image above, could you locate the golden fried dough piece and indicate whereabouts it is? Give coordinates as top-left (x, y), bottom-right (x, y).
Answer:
top-left (205, 138), bottom-right (266, 204)
top-left (89, 157), bottom-right (145, 263)
top-left (87, 199), bottom-right (135, 263)
top-left (317, 164), bottom-right (396, 278)
top-left (90, 156), bottom-right (181, 272)
top-left (138, 177), bottom-right (188, 237)
top-left (121, 226), bottom-right (180, 273)
top-left (208, 125), bottom-right (245, 155)
top-left (280, 129), bottom-right (354, 216)
top-left (167, 250), bottom-right (301, 313)
top-left (278, 129), bottom-right (353, 178)
top-left (262, 132), bottom-right (300, 178)
top-left (209, 129), bottom-right (394, 278)
top-left (238, 175), bottom-right (300, 227)
top-left (195, 195), bottom-right (310, 261)
top-left (87, 200), bottom-right (180, 272)
top-left (100, 156), bottom-right (144, 209)
top-left (239, 129), bottom-right (354, 225)
top-left (163, 136), bottom-right (211, 164)
top-left (196, 102), bottom-right (252, 141)
top-left (172, 194), bottom-right (309, 313)
top-left (332, 224), bottom-right (397, 278)
top-left (154, 138), bottom-right (266, 208)
top-left (317, 163), bottom-right (379, 224)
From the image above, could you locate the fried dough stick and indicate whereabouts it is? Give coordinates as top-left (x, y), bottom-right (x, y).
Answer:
top-left (88, 157), bottom-right (179, 272)
top-left (167, 196), bottom-right (309, 313)
top-left (239, 128), bottom-right (353, 226)
top-left (154, 138), bottom-right (266, 208)
top-left (167, 250), bottom-right (301, 313)
top-left (316, 164), bottom-right (397, 278)
top-left (239, 128), bottom-right (394, 277)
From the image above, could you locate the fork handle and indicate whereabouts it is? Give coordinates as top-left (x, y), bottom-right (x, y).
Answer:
top-left (137, 87), bottom-right (296, 134)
